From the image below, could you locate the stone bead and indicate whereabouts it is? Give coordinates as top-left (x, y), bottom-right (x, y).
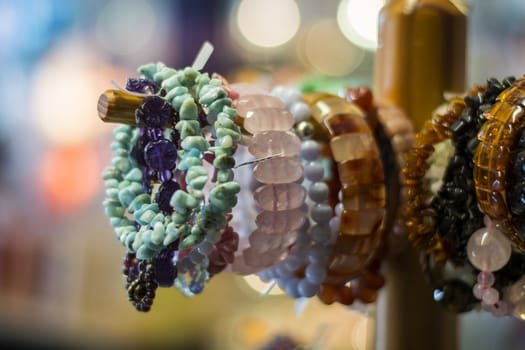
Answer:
top-left (144, 140), bottom-right (177, 171)
top-left (248, 130), bottom-right (301, 158)
top-left (244, 108), bottom-right (295, 134)
top-left (481, 287), bottom-right (499, 305)
top-left (249, 229), bottom-right (284, 253)
top-left (467, 227), bottom-right (511, 271)
top-left (300, 140), bottom-right (321, 161)
top-left (290, 101), bottom-right (311, 123)
top-left (254, 183), bottom-right (306, 211)
top-left (308, 182), bottom-right (329, 202)
top-left (136, 96), bottom-right (173, 128)
top-left (305, 264), bottom-right (327, 284)
top-left (253, 157), bottom-right (303, 184)
top-left (255, 209), bottom-right (306, 233)
top-left (311, 204), bottom-right (333, 223)
top-left (304, 161), bottom-right (324, 182)
top-left (236, 94), bottom-right (284, 118)
top-left (330, 133), bottom-right (378, 162)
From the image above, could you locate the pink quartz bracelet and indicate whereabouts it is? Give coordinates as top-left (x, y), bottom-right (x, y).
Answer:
top-left (229, 84), bottom-right (306, 274)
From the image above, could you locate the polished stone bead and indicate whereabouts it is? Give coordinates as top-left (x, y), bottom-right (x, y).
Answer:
top-left (255, 209), bottom-right (306, 233)
top-left (248, 130), bottom-right (301, 158)
top-left (253, 157), bottom-right (303, 184)
top-left (136, 96), bottom-right (173, 128)
top-left (244, 108), bottom-right (295, 134)
top-left (254, 183), bottom-right (306, 211)
top-left (144, 140), bottom-right (177, 171)
top-left (467, 227), bottom-right (511, 271)
top-left (236, 94), bottom-right (284, 118)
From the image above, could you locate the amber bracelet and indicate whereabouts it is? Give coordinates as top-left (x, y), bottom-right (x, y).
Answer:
top-left (303, 93), bottom-right (387, 305)
top-left (402, 93), bottom-right (477, 261)
top-left (474, 77), bottom-right (525, 252)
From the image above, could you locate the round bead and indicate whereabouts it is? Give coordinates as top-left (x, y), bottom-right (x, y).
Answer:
top-left (481, 287), bottom-right (499, 305)
top-left (308, 245), bottom-right (331, 264)
top-left (304, 161), bottom-right (324, 182)
top-left (506, 276), bottom-right (525, 303)
top-left (248, 130), bottom-right (301, 158)
top-left (253, 156), bottom-right (303, 184)
top-left (270, 85), bottom-right (287, 99)
top-left (476, 271), bottom-right (495, 287)
top-left (466, 227), bottom-right (511, 271)
top-left (305, 264), bottom-right (327, 284)
top-left (296, 121), bottom-right (315, 139)
top-left (511, 150), bottom-right (525, 177)
top-left (472, 283), bottom-right (485, 300)
top-left (310, 224), bottom-right (329, 243)
top-left (284, 279), bottom-right (301, 298)
top-left (300, 140), bottom-right (321, 161)
top-left (290, 101), bottom-right (311, 123)
top-left (311, 204), bottom-right (333, 223)
top-left (508, 181), bottom-right (525, 216)
top-left (144, 140), bottom-right (177, 171)
top-left (308, 182), bottom-right (329, 202)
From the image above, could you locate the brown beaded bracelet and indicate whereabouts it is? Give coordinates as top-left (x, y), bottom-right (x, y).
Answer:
top-left (303, 93), bottom-right (387, 305)
top-left (474, 77), bottom-right (525, 252)
top-left (402, 94), bottom-right (472, 261)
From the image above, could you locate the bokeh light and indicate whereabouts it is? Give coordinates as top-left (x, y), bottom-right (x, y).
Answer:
top-left (95, 0), bottom-right (156, 57)
top-left (31, 37), bottom-right (125, 145)
top-left (38, 145), bottom-right (100, 213)
top-left (301, 19), bottom-right (364, 76)
top-left (236, 0), bottom-right (300, 48)
top-left (337, 0), bottom-right (385, 50)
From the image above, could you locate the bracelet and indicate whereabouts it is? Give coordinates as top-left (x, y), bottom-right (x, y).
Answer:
top-left (258, 86), bottom-right (337, 298)
top-left (228, 84), bottom-right (306, 274)
top-left (303, 93), bottom-right (387, 305)
top-left (474, 77), bottom-right (525, 251)
top-left (101, 62), bottom-right (242, 308)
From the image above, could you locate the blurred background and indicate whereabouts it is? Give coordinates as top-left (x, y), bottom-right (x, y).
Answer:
top-left (1, 0), bottom-right (525, 349)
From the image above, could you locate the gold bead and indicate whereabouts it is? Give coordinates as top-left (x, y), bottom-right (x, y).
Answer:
top-left (297, 121), bottom-right (314, 139)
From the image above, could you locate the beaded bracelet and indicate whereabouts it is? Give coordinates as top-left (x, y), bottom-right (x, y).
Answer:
top-left (473, 76), bottom-right (525, 252)
top-left (258, 86), bottom-right (337, 298)
top-left (100, 61), bottom-right (242, 307)
top-left (303, 93), bottom-right (387, 305)
top-left (228, 84), bottom-right (306, 274)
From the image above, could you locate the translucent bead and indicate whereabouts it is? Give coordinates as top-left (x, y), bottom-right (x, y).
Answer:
top-left (253, 157), bottom-right (304, 184)
top-left (244, 108), bottom-right (295, 134)
top-left (248, 130), bottom-right (301, 158)
top-left (466, 227), bottom-right (511, 271)
top-left (254, 183), bottom-right (306, 211)
top-left (236, 94), bottom-right (284, 118)
top-left (482, 287), bottom-right (499, 305)
top-left (473, 283), bottom-right (485, 300)
top-left (256, 209), bottom-right (306, 233)
top-left (477, 271), bottom-right (495, 287)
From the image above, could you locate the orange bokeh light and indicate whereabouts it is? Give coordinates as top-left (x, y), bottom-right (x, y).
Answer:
top-left (38, 145), bottom-right (101, 213)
